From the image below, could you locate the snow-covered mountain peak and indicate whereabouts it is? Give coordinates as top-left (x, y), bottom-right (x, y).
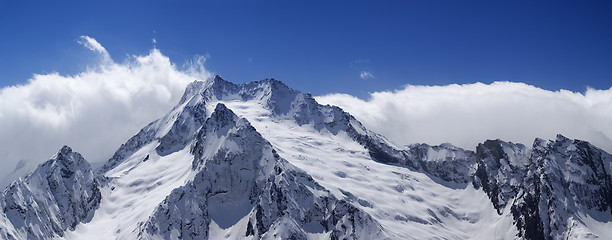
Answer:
top-left (49, 145), bottom-right (87, 173)
top-left (190, 102), bottom-right (263, 170)
top-left (1, 146), bottom-right (101, 240)
top-left (532, 137), bottom-right (549, 150)
top-left (28, 145), bottom-right (95, 185)
top-left (179, 75), bottom-right (236, 104)
top-left (178, 76), bottom-right (310, 118)
top-left (555, 133), bottom-right (571, 142)
top-left (474, 135), bottom-right (612, 239)
top-left (541, 134), bottom-right (612, 212)
top-left (57, 145), bottom-right (74, 156)
top-left (179, 80), bottom-right (206, 105)
top-left (141, 102), bottom-right (388, 240)
top-left (207, 103), bottom-right (240, 129)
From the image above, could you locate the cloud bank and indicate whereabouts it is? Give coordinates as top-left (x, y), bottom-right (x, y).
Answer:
top-left (316, 82), bottom-right (612, 153)
top-left (0, 36), bottom-right (211, 186)
top-left (2, 36), bottom-right (610, 188)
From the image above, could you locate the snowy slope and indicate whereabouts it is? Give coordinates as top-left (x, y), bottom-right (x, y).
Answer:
top-left (63, 91), bottom-right (208, 239)
top-left (175, 76), bottom-right (612, 239)
top-left (1, 76), bottom-right (611, 240)
top-left (140, 104), bottom-right (388, 240)
top-left (176, 77), bottom-right (517, 239)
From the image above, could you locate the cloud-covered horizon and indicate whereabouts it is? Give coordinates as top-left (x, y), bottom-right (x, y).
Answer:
top-left (0, 36), bottom-right (211, 186)
top-left (2, 35), bottom-right (611, 189)
top-left (316, 82), bottom-right (612, 154)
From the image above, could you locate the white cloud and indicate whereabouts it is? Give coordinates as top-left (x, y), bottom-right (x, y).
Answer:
top-left (360, 71), bottom-right (375, 79)
top-left (316, 82), bottom-right (612, 154)
top-left (77, 36), bottom-right (111, 63)
top-left (0, 36), bottom-right (211, 187)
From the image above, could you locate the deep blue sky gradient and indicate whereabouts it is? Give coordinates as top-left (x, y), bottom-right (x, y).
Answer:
top-left (1, 0), bottom-right (611, 98)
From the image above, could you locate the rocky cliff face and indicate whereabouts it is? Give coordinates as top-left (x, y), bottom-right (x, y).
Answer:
top-left (475, 139), bottom-right (530, 212)
top-left (0, 146), bottom-right (101, 239)
top-left (473, 135), bottom-right (612, 239)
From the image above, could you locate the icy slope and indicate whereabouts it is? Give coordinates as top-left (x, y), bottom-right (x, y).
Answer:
top-left (64, 87), bottom-right (386, 240)
top-left (182, 76), bottom-right (612, 239)
top-left (178, 77), bottom-right (517, 239)
top-left (63, 143), bottom-right (196, 240)
top-left (63, 96), bottom-right (207, 239)
top-left (180, 76), bottom-right (479, 183)
top-left (100, 86), bottom-right (208, 173)
top-left (0, 146), bottom-right (100, 239)
top-left (140, 104), bottom-right (388, 240)
top-left (212, 100), bottom-right (517, 239)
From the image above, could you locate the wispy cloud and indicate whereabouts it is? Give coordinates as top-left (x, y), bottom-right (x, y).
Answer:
top-left (0, 36), bottom-right (212, 186)
top-left (316, 82), bottom-right (612, 153)
top-left (77, 36), bottom-right (111, 63)
top-left (360, 71), bottom-right (375, 79)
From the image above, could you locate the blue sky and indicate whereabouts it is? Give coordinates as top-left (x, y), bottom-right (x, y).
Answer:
top-left (1, 0), bottom-right (611, 98)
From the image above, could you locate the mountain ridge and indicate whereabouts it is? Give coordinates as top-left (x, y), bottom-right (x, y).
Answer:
top-left (0, 146), bottom-right (101, 239)
top-left (1, 76), bottom-right (610, 239)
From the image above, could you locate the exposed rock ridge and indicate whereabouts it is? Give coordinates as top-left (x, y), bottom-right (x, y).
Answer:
top-left (0, 146), bottom-right (101, 239)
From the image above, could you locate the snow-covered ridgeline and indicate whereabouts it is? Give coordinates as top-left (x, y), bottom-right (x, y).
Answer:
top-left (140, 104), bottom-right (388, 240)
top-left (0, 76), bottom-right (610, 239)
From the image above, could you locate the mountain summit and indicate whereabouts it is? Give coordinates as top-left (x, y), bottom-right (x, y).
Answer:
top-left (1, 76), bottom-right (611, 239)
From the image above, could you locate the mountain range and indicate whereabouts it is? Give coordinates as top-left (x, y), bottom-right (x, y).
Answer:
top-left (1, 76), bottom-right (611, 239)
